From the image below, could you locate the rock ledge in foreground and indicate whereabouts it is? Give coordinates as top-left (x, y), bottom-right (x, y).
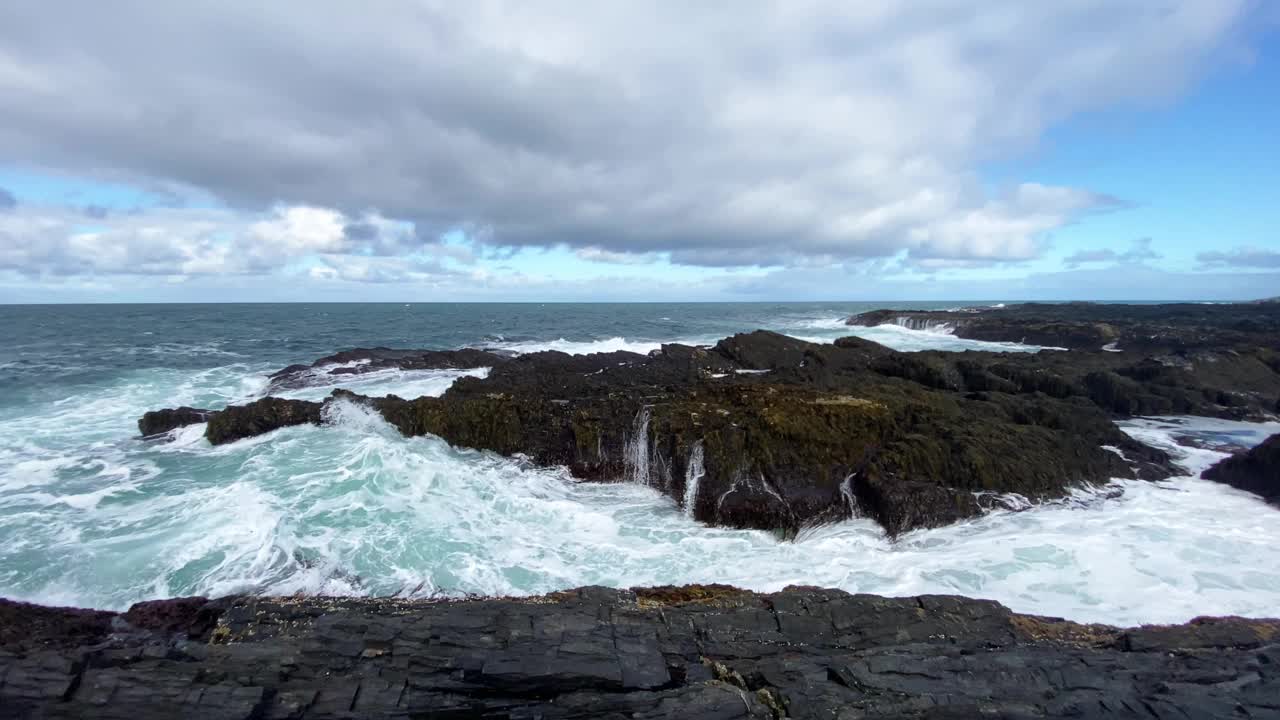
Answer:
top-left (2, 586), bottom-right (1277, 719)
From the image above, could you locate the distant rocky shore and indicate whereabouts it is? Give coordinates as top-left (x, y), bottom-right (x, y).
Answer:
top-left (3, 585), bottom-right (1278, 718)
top-left (846, 300), bottom-right (1280, 353)
top-left (139, 301), bottom-right (1279, 537)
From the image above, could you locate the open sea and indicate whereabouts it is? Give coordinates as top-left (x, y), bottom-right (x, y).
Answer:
top-left (1, 302), bottom-right (1278, 625)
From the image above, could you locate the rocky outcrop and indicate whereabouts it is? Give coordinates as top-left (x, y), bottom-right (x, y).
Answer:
top-left (142, 331), bottom-right (1177, 537)
top-left (203, 397), bottom-right (325, 445)
top-left (266, 346), bottom-right (508, 393)
top-left (2, 586), bottom-right (1277, 719)
top-left (137, 406), bottom-right (213, 437)
top-left (1203, 433), bottom-right (1280, 504)
top-left (850, 303), bottom-right (1280, 420)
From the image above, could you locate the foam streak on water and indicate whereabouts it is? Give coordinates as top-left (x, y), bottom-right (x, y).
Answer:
top-left (1, 303), bottom-right (1278, 627)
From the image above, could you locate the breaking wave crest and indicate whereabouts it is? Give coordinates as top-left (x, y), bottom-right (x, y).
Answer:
top-left (489, 336), bottom-right (671, 356)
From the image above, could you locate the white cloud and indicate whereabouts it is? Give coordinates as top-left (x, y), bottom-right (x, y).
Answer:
top-left (0, 1), bottom-right (1259, 283)
top-left (248, 206), bottom-right (347, 256)
top-left (0, 204), bottom-right (466, 280)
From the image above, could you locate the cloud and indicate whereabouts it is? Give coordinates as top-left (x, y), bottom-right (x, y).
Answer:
top-left (308, 254), bottom-right (460, 284)
top-left (0, 187), bottom-right (15, 210)
top-left (0, 204), bottom-right (468, 280)
top-left (575, 247), bottom-right (660, 265)
top-left (1197, 246), bottom-right (1280, 268)
top-left (1063, 249), bottom-right (1118, 266)
top-left (1119, 236), bottom-right (1161, 263)
top-left (1064, 237), bottom-right (1162, 267)
top-left (724, 263), bottom-right (1280, 302)
top-left (0, 1), bottom-right (1256, 272)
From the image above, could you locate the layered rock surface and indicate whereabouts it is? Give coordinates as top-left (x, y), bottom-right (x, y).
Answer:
top-left (2, 586), bottom-right (1278, 719)
top-left (140, 331), bottom-right (1179, 537)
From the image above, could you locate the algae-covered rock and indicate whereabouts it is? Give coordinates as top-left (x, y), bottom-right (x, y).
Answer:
top-left (204, 396), bottom-right (324, 445)
top-left (137, 406), bottom-right (213, 437)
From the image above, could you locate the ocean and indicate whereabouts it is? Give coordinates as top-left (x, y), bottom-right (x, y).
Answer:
top-left (1, 302), bottom-right (1278, 625)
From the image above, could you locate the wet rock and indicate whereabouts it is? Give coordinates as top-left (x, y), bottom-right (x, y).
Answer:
top-left (120, 597), bottom-right (220, 638)
top-left (2, 587), bottom-right (1278, 719)
top-left (1202, 433), bottom-right (1280, 504)
top-left (204, 396), bottom-right (323, 445)
top-left (849, 470), bottom-right (983, 537)
top-left (137, 406), bottom-right (213, 437)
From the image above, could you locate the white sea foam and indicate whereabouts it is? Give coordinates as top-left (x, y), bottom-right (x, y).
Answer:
top-left (839, 323), bottom-right (1053, 353)
top-left (789, 317), bottom-right (851, 331)
top-left (278, 366), bottom-right (491, 402)
top-left (1118, 416), bottom-right (1280, 475)
top-left (766, 312), bottom-right (1052, 353)
top-left (491, 336), bottom-right (669, 356)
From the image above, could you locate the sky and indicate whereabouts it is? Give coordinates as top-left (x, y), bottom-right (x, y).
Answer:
top-left (0, 1), bottom-right (1277, 303)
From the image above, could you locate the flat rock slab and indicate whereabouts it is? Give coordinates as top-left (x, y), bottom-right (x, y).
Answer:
top-left (2, 586), bottom-right (1278, 718)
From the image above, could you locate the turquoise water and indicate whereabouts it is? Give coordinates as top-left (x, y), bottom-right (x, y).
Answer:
top-left (1, 302), bottom-right (1278, 625)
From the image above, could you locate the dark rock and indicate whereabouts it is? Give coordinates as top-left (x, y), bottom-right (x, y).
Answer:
top-left (120, 597), bottom-right (219, 638)
top-left (204, 397), bottom-right (324, 445)
top-left (1202, 433), bottom-right (1280, 504)
top-left (137, 406), bottom-right (213, 437)
top-left (2, 587), bottom-right (1278, 719)
top-left (850, 470), bottom-right (983, 537)
top-left (145, 330), bottom-right (1184, 536)
top-left (0, 598), bottom-right (116, 652)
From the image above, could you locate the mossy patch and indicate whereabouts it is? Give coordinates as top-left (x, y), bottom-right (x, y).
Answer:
top-left (1009, 615), bottom-right (1120, 648)
top-left (634, 584), bottom-right (752, 608)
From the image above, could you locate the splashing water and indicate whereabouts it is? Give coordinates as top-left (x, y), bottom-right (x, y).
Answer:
top-left (623, 407), bottom-right (652, 487)
top-left (683, 441), bottom-right (705, 518)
